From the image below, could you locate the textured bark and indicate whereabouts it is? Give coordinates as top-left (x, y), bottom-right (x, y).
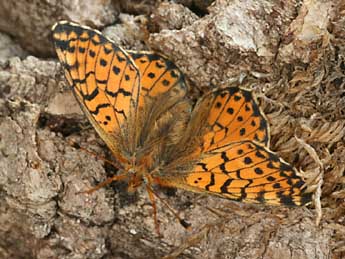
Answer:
top-left (0, 0), bottom-right (344, 258)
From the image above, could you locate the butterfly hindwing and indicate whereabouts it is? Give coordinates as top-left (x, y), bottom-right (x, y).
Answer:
top-left (157, 140), bottom-right (311, 206)
top-left (195, 87), bottom-right (270, 152)
top-left (127, 51), bottom-right (190, 149)
top-left (186, 141), bottom-right (311, 206)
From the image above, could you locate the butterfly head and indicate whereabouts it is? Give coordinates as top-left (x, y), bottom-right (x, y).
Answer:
top-left (127, 167), bottom-right (145, 192)
top-left (126, 164), bottom-right (158, 193)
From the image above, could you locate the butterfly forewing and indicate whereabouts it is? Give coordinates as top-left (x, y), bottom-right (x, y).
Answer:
top-left (127, 51), bottom-right (190, 150)
top-left (128, 51), bottom-right (188, 107)
top-left (52, 21), bottom-right (141, 156)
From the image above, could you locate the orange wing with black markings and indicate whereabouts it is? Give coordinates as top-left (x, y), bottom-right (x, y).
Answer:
top-left (185, 141), bottom-right (311, 206)
top-left (127, 51), bottom-right (188, 107)
top-left (195, 87), bottom-right (270, 151)
top-left (52, 22), bottom-right (189, 155)
top-left (52, 21), bottom-right (141, 156)
top-left (157, 140), bottom-right (311, 206)
top-left (155, 87), bottom-right (311, 206)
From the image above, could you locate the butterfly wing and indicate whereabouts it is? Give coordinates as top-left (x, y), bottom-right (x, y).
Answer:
top-left (155, 87), bottom-right (311, 206)
top-left (127, 51), bottom-right (188, 107)
top-left (187, 87), bottom-right (269, 152)
top-left (52, 21), bottom-right (190, 156)
top-left (126, 51), bottom-right (190, 150)
top-left (52, 21), bottom-right (143, 158)
top-left (158, 140), bottom-right (311, 206)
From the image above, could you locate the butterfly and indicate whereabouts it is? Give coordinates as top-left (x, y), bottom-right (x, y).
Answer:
top-left (51, 21), bottom-right (312, 230)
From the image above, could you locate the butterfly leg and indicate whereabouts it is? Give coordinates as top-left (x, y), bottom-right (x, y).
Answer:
top-left (77, 173), bottom-right (128, 195)
top-left (146, 182), bottom-right (192, 233)
top-left (146, 184), bottom-right (161, 236)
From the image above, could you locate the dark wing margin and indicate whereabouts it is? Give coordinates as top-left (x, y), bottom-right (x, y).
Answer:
top-left (51, 21), bottom-right (141, 155)
top-left (155, 140), bottom-right (312, 206)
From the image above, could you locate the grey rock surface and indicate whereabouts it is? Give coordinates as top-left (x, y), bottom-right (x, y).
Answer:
top-left (0, 0), bottom-right (118, 56)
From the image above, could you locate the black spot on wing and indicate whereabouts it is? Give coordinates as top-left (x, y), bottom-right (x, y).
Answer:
top-left (234, 95), bottom-right (241, 101)
top-left (162, 79), bottom-right (170, 86)
top-left (239, 128), bottom-right (246, 136)
top-left (113, 66), bottom-right (121, 75)
top-left (266, 176), bottom-right (275, 181)
top-left (89, 50), bottom-right (96, 57)
top-left (227, 107), bottom-right (234, 114)
top-left (116, 54), bottom-right (126, 62)
top-left (244, 157), bottom-right (252, 164)
top-left (254, 167), bottom-right (264, 175)
top-left (100, 59), bottom-right (107, 66)
top-left (104, 47), bottom-right (112, 54)
top-left (67, 46), bottom-right (75, 53)
top-left (79, 47), bottom-right (86, 53)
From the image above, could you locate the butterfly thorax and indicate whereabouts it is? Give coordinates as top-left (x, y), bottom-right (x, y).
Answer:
top-left (126, 168), bottom-right (143, 192)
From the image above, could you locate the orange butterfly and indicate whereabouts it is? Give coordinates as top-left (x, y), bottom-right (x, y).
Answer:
top-left (51, 21), bottom-right (312, 230)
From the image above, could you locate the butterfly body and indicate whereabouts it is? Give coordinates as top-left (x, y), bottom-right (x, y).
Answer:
top-left (52, 21), bottom-right (311, 210)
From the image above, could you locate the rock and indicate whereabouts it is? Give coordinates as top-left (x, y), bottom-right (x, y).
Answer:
top-left (149, 0), bottom-right (299, 91)
top-left (278, 0), bottom-right (336, 64)
top-left (151, 2), bottom-right (199, 31)
top-left (0, 0), bottom-right (118, 56)
top-left (103, 14), bottom-right (148, 50)
top-left (0, 32), bottom-right (27, 62)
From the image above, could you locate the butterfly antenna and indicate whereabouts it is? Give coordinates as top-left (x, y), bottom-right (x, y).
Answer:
top-left (67, 140), bottom-right (129, 195)
top-left (77, 172), bottom-right (128, 195)
top-left (146, 185), bottom-right (192, 232)
top-left (67, 139), bottom-right (124, 170)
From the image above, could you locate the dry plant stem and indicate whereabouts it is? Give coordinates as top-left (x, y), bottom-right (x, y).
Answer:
top-left (295, 135), bottom-right (324, 226)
